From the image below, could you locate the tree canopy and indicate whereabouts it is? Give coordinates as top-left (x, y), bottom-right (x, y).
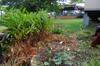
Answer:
top-left (1, 0), bottom-right (59, 12)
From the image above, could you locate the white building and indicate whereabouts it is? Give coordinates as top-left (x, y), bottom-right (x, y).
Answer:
top-left (57, 0), bottom-right (71, 5)
top-left (57, 0), bottom-right (85, 5)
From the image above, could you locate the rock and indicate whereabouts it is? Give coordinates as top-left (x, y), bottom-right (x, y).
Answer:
top-left (31, 56), bottom-right (44, 66)
top-left (0, 33), bottom-right (4, 40)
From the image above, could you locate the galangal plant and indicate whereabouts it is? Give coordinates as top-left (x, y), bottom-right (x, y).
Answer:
top-left (0, 8), bottom-right (53, 65)
top-left (0, 9), bottom-right (53, 42)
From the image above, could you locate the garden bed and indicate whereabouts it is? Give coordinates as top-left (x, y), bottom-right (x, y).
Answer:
top-left (2, 33), bottom-right (79, 66)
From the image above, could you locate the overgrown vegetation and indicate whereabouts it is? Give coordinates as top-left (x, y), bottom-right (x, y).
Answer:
top-left (52, 19), bottom-right (100, 66)
top-left (0, 7), bottom-right (100, 66)
top-left (0, 9), bottom-right (52, 41)
top-left (0, 9), bottom-right (53, 65)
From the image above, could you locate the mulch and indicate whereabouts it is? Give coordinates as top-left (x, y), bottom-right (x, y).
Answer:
top-left (5, 33), bottom-right (79, 66)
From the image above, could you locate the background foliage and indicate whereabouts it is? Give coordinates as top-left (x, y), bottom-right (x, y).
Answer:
top-left (1, 0), bottom-right (60, 12)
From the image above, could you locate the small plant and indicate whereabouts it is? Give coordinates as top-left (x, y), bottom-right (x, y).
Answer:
top-left (52, 28), bottom-right (63, 34)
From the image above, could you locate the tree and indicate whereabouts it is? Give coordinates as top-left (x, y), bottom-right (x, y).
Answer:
top-left (1, 0), bottom-right (60, 12)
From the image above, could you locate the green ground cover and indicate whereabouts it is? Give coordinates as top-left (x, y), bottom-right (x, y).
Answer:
top-left (53, 18), bottom-right (100, 66)
top-left (54, 18), bottom-right (83, 32)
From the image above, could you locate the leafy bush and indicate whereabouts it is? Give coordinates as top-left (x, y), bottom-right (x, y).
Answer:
top-left (0, 9), bottom-right (53, 41)
top-left (0, 9), bottom-right (53, 63)
top-left (33, 10), bottom-right (53, 32)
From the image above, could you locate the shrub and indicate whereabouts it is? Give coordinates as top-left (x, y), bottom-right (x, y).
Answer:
top-left (0, 8), bottom-right (53, 65)
top-left (0, 9), bottom-right (53, 42)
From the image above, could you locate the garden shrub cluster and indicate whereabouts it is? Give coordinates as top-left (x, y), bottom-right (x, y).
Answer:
top-left (0, 9), bottom-right (53, 65)
top-left (0, 9), bottom-right (53, 42)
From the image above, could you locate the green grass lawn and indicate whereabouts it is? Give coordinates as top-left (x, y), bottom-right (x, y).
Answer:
top-left (54, 18), bottom-right (83, 32)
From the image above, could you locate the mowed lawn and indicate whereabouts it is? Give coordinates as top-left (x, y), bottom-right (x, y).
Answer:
top-left (54, 18), bottom-right (83, 32)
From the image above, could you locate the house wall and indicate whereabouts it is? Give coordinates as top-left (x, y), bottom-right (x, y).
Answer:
top-left (85, 0), bottom-right (100, 10)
